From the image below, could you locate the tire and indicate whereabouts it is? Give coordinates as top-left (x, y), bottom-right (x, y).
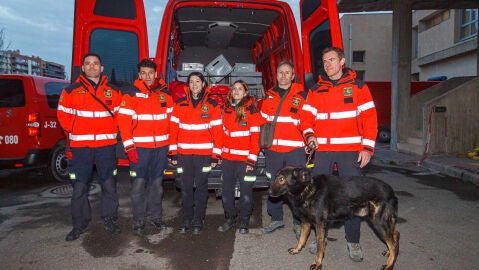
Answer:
top-left (47, 141), bottom-right (69, 182)
top-left (377, 127), bottom-right (391, 143)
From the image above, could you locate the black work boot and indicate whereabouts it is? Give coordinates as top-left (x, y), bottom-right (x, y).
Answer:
top-left (65, 227), bottom-right (84, 241)
top-left (104, 217), bottom-right (121, 234)
top-left (217, 215), bottom-right (236, 232)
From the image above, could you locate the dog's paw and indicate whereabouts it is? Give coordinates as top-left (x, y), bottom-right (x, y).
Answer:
top-left (309, 263), bottom-right (322, 270)
top-left (287, 247), bottom-right (300, 255)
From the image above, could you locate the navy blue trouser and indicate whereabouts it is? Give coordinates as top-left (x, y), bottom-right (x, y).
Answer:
top-left (313, 151), bottom-right (362, 243)
top-left (265, 148), bottom-right (305, 223)
top-left (69, 145), bottom-right (118, 229)
top-left (129, 146), bottom-right (168, 224)
top-left (221, 159), bottom-right (254, 224)
top-left (177, 154), bottom-right (211, 225)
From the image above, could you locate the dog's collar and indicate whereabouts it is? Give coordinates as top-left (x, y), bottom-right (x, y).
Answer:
top-left (299, 182), bottom-right (317, 207)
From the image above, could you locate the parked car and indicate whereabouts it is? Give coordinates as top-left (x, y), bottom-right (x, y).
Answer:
top-left (0, 74), bottom-right (70, 182)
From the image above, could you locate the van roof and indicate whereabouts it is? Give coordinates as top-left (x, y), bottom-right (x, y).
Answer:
top-left (171, 0), bottom-right (301, 50)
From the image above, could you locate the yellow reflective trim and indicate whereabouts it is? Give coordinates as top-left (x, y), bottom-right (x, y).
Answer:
top-left (177, 167), bottom-right (183, 174)
top-left (69, 173), bottom-right (76, 180)
top-left (244, 175), bottom-right (256, 182)
top-left (113, 169), bottom-right (118, 176)
top-left (129, 170), bottom-right (137, 177)
top-left (202, 166), bottom-right (212, 173)
top-left (265, 172), bottom-right (271, 179)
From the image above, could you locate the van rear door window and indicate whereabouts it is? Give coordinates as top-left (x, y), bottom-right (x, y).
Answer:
top-left (45, 82), bottom-right (69, 109)
top-left (90, 29), bottom-right (139, 85)
top-left (0, 79), bottom-right (25, 108)
top-left (309, 20), bottom-right (332, 80)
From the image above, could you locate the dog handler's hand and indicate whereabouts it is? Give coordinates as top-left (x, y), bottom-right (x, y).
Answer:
top-left (305, 136), bottom-right (318, 154)
top-left (357, 150), bottom-right (371, 168)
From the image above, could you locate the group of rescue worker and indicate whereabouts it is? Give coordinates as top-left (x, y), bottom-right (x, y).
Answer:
top-left (57, 46), bottom-right (377, 263)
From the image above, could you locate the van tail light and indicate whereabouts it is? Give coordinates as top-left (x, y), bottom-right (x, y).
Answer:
top-left (27, 112), bottom-right (41, 137)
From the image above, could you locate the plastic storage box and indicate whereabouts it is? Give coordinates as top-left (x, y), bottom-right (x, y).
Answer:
top-left (182, 63), bottom-right (204, 71)
top-left (177, 70), bottom-right (207, 82)
top-left (205, 54), bottom-right (233, 84)
top-left (230, 71), bottom-right (262, 85)
top-left (233, 63), bottom-right (256, 72)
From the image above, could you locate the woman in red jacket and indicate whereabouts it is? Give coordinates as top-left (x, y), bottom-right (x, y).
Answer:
top-left (217, 80), bottom-right (264, 234)
top-left (169, 71), bottom-right (223, 235)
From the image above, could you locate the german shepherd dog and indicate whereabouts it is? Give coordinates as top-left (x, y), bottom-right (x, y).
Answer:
top-left (269, 166), bottom-right (399, 270)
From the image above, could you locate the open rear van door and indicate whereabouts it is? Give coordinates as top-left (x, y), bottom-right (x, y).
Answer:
top-left (300, 0), bottom-right (343, 88)
top-left (72, 0), bottom-right (149, 85)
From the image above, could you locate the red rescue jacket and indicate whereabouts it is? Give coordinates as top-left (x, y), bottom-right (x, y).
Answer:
top-left (221, 96), bottom-right (265, 166)
top-left (301, 69), bottom-right (378, 154)
top-left (260, 83), bottom-right (308, 152)
top-left (57, 74), bottom-right (121, 148)
top-left (168, 86), bottom-right (223, 159)
top-left (117, 78), bottom-right (173, 150)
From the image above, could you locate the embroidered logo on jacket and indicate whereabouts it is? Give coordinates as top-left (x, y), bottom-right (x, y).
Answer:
top-left (292, 97), bottom-right (301, 107)
top-left (343, 87), bottom-right (353, 96)
top-left (104, 89), bottom-right (112, 98)
top-left (201, 104), bottom-right (209, 112)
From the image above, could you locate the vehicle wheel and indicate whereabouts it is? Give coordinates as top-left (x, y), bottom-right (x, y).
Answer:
top-left (47, 141), bottom-right (69, 182)
top-left (377, 127), bottom-right (391, 143)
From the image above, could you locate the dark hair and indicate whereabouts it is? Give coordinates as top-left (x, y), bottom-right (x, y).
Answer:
top-left (277, 60), bottom-right (295, 74)
top-left (137, 58), bottom-right (157, 72)
top-left (187, 71), bottom-right (208, 99)
top-left (82, 53), bottom-right (102, 64)
top-left (227, 80), bottom-right (251, 122)
top-left (322, 47), bottom-right (345, 60)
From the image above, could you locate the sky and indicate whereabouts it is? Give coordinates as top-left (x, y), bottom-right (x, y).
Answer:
top-left (0, 0), bottom-right (167, 80)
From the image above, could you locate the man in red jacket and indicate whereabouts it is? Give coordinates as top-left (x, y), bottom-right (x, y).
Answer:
top-left (260, 61), bottom-right (308, 236)
top-left (302, 47), bottom-right (378, 262)
top-left (58, 53), bottom-right (122, 241)
top-left (118, 59), bottom-right (174, 235)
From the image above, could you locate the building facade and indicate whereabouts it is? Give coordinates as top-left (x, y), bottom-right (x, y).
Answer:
top-left (340, 9), bottom-right (478, 81)
top-left (0, 50), bottom-right (65, 79)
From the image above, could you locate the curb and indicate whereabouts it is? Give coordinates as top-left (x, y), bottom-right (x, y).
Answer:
top-left (421, 159), bottom-right (479, 186)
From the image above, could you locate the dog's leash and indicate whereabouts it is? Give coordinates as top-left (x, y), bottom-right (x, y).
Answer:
top-left (305, 141), bottom-right (315, 167)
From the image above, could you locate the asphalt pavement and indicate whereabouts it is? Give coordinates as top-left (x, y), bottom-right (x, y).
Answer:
top-left (372, 144), bottom-right (479, 186)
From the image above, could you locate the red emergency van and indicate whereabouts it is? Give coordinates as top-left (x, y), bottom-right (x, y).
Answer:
top-left (0, 74), bottom-right (70, 182)
top-left (72, 0), bottom-right (343, 193)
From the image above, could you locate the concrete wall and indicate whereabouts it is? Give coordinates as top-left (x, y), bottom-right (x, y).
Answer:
top-left (412, 10), bottom-right (478, 80)
top-left (423, 77), bottom-right (479, 154)
top-left (340, 13), bottom-right (392, 81)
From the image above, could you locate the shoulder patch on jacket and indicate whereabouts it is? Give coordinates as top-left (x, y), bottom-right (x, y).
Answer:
top-left (64, 82), bottom-right (82, 93)
top-left (159, 88), bottom-right (172, 96)
top-left (206, 97), bottom-right (219, 107)
top-left (246, 104), bottom-right (260, 114)
top-left (354, 78), bottom-right (365, 89)
top-left (176, 96), bottom-right (187, 104)
top-left (121, 85), bottom-right (139, 97)
top-left (309, 83), bottom-right (319, 92)
top-left (106, 82), bottom-right (123, 92)
top-left (297, 91), bottom-right (308, 100)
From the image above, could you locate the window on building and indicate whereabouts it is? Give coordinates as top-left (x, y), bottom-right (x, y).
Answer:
top-left (459, 9), bottom-right (478, 41)
top-left (352, 51), bottom-right (365, 63)
top-left (422, 10), bottom-right (450, 30)
top-left (355, 70), bottom-right (365, 80)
